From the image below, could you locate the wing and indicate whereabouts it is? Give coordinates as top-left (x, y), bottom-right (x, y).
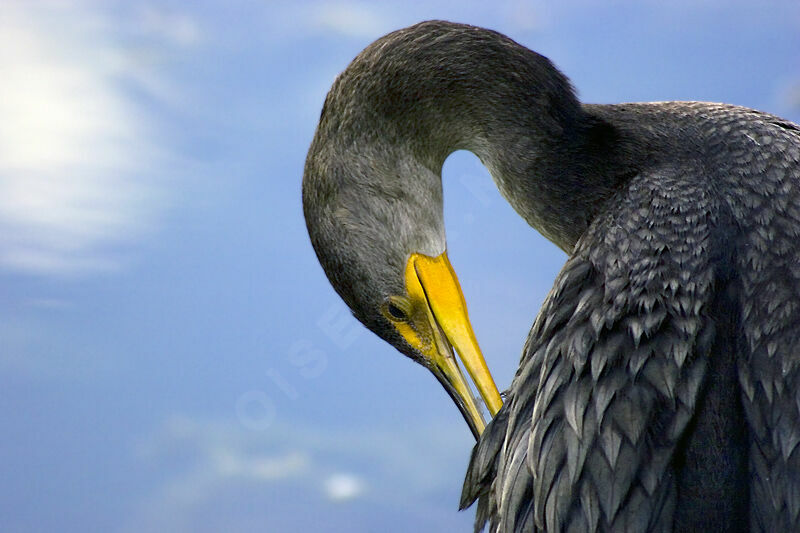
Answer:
top-left (463, 167), bottom-right (725, 532)
top-left (724, 115), bottom-right (800, 531)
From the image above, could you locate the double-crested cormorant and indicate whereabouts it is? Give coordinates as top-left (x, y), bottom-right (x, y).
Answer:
top-left (303, 20), bottom-right (800, 532)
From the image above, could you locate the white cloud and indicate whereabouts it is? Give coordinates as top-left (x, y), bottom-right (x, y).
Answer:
top-left (125, 414), bottom-right (474, 531)
top-left (0, 2), bottom-right (179, 275)
top-left (323, 472), bottom-right (365, 502)
top-left (211, 448), bottom-right (309, 481)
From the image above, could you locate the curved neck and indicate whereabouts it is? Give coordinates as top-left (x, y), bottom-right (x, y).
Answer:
top-left (322, 21), bottom-right (631, 252)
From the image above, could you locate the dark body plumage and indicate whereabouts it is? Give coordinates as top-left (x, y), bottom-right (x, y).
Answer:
top-left (302, 20), bottom-right (800, 533)
top-left (462, 94), bottom-right (800, 533)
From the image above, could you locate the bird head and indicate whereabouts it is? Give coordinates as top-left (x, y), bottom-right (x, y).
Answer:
top-left (302, 53), bottom-right (503, 437)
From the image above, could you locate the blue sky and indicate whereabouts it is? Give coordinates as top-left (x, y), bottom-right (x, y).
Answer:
top-left (1, 1), bottom-right (798, 531)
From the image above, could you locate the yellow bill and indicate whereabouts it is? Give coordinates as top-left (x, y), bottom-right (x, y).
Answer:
top-left (385, 251), bottom-right (503, 438)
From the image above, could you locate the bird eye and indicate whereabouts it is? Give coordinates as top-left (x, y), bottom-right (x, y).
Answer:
top-left (386, 301), bottom-right (408, 322)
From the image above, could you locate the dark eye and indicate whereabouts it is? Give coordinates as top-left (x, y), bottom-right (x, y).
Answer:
top-left (386, 302), bottom-right (408, 321)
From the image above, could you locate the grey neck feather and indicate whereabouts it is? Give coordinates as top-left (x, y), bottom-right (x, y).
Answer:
top-left (321, 21), bottom-right (631, 252)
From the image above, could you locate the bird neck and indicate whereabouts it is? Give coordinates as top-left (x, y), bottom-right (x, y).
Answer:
top-left (328, 22), bottom-right (630, 253)
top-left (387, 65), bottom-right (623, 253)
top-left (462, 108), bottom-right (631, 253)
